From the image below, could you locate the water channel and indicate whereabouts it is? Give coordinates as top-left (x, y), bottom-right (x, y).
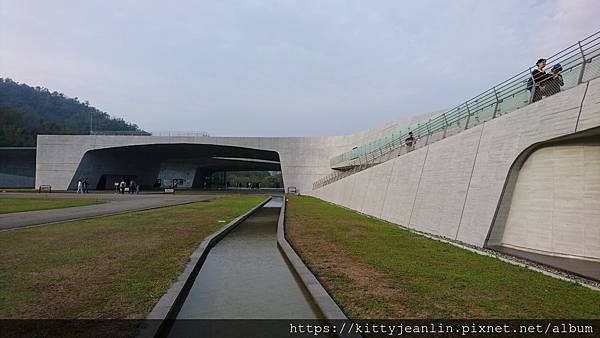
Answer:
top-left (171, 197), bottom-right (321, 322)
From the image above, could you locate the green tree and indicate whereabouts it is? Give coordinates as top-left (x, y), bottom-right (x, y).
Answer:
top-left (0, 78), bottom-right (145, 146)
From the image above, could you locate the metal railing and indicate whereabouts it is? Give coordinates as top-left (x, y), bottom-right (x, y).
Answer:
top-left (90, 130), bottom-right (210, 137)
top-left (314, 29), bottom-right (600, 190)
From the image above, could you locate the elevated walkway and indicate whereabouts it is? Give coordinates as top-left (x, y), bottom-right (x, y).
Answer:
top-left (315, 30), bottom-right (600, 190)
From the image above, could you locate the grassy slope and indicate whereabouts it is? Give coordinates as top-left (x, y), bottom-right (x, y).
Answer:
top-left (0, 197), bottom-right (103, 214)
top-left (285, 195), bottom-right (600, 319)
top-left (0, 194), bottom-right (265, 320)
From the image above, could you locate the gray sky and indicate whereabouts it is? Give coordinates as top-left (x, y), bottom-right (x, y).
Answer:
top-left (1, 0), bottom-right (598, 136)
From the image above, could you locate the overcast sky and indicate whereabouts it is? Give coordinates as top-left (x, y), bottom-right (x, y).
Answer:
top-left (1, 0), bottom-right (598, 136)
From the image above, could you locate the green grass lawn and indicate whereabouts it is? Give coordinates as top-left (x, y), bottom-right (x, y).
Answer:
top-left (0, 194), bottom-right (265, 324)
top-left (285, 195), bottom-right (600, 319)
top-left (0, 197), bottom-right (103, 214)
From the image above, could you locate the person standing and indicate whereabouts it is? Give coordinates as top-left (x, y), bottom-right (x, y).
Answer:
top-left (129, 180), bottom-right (136, 194)
top-left (77, 179), bottom-right (83, 194)
top-left (405, 132), bottom-right (415, 150)
top-left (543, 63), bottom-right (564, 97)
top-left (531, 58), bottom-right (551, 102)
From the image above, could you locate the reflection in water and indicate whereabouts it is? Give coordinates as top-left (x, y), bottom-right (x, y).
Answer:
top-left (263, 196), bottom-right (283, 208)
top-left (174, 197), bottom-right (318, 320)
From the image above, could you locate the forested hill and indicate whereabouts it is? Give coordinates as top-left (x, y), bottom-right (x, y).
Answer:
top-left (0, 78), bottom-right (145, 146)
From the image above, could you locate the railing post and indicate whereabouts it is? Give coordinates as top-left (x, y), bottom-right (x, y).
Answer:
top-left (442, 115), bottom-right (449, 138)
top-left (577, 41), bottom-right (587, 85)
top-left (528, 67), bottom-right (536, 104)
top-left (492, 86), bottom-right (500, 118)
top-left (464, 102), bottom-right (471, 130)
top-left (425, 118), bottom-right (431, 145)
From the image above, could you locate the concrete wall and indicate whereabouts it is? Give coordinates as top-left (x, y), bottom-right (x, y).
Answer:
top-left (36, 112), bottom-right (422, 193)
top-left (36, 135), bottom-right (349, 194)
top-left (0, 148), bottom-right (36, 188)
top-left (488, 141), bottom-right (600, 261)
top-left (312, 78), bottom-right (600, 251)
top-left (35, 78), bottom-right (600, 255)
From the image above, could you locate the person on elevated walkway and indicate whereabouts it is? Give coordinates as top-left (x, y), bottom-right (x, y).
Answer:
top-left (531, 58), bottom-right (552, 102)
top-left (405, 131), bottom-right (415, 149)
top-left (543, 63), bottom-right (564, 97)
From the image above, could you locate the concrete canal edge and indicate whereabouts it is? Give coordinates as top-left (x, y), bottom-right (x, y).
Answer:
top-left (276, 196), bottom-right (349, 322)
top-left (138, 196), bottom-right (273, 338)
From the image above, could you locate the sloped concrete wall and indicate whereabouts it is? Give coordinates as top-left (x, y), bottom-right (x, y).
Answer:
top-left (577, 77), bottom-right (600, 131)
top-left (408, 125), bottom-right (483, 239)
top-left (488, 143), bottom-right (600, 261)
top-left (457, 81), bottom-right (590, 246)
top-left (312, 78), bottom-right (600, 249)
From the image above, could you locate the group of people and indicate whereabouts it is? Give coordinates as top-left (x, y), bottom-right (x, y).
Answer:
top-left (246, 182), bottom-right (261, 189)
top-left (224, 181), bottom-right (261, 189)
top-left (529, 58), bottom-right (564, 102)
top-left (114, 179), bottom-right (140, 194)
top-left (76, 178), bottom-right (89, 194)
top-left (397, 58), bottom-right (563, 154)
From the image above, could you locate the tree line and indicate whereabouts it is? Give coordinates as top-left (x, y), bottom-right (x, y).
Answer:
top-left (0, 78), bottom-right (144, 146)
top-left (222, 171), bottom-right (283, 188)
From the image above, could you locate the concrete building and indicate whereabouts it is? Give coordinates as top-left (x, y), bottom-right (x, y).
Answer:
top-left (33, 35), bottom-right (600, 276)
top-left (35, 77), bottom-right (600, 260)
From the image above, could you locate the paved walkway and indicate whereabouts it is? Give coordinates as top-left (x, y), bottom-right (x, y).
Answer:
top-left (490, 245), bottom-right (600, 282)
top-left (0, 192), bottom-right (213, 230)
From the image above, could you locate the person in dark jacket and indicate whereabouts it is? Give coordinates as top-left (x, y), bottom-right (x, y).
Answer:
top-left (531, 58), bottom-right (551, 102)
top-left (405, 131), bottom-right (414, 147)
top-left (543, 63), bottom-right (564, 97)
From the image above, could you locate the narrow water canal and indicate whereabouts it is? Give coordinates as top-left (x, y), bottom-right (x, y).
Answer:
top-left (174, 197), bottom-right (321, 319)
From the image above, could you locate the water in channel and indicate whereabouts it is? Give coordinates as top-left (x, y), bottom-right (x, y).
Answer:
top-left (174, 197), bottom-right (320, 320)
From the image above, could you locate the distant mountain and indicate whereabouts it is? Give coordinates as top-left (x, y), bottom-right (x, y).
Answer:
top-left (0, 78), bottom-right (145, 146)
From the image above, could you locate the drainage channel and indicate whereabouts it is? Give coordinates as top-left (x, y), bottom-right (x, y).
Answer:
top-left (165, 196), bottom-right (323, 336)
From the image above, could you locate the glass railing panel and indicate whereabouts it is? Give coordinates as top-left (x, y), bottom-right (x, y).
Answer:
top-left (469, 92), bottom-right (498, 127)
top-left (469, 104), bottom-right (496, 128)
top-left (496, 86), bottom-right (529, 116)
top-left (558, 54), bottom-right (584, 91)
top-left (582, 46), bottom-right (600, 82)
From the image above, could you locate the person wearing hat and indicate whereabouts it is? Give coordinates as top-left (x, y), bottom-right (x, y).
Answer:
top-left (531, 58), bottom-right (552, 102)
top-left (543, 63), bottom-right (564, 97)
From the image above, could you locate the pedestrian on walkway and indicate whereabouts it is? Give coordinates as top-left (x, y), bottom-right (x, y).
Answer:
top-left (129, 180), bottom-right (136, 194)
top-left (405, 132), bottom-right (415, 147)
top-left (543, 63), bottom-right (564, 97)
top-left (531, 58), bottom-right (551, 102)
